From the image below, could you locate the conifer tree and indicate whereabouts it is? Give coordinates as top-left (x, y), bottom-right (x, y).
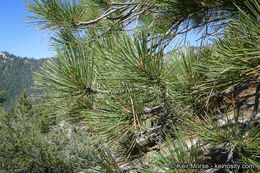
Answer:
top-left (25, 0), bottom-right (260, 172)
top-left (26, 0), bottom-right (255, 43)
top-left (0, 86), bottom-right (6, 105)
top-left (15, 90), bottom-right (33, 116)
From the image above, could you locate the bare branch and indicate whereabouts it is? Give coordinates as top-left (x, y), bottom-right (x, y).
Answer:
top-left (123, 15), bottom-right (139, 31)
top-left (105, 0), bottom-right (138, 6)
top-left (85, 85), bottom-right (153, 94)
top-left (143, 103), bottom-right (165, 114)
top-left (107, 4), bottom-right (138, 20)
top-left (76, 5), bottom-right (127, 26)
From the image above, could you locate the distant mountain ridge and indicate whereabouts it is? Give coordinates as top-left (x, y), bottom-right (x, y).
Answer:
top-left (0, 51), bottom-right (45, 109)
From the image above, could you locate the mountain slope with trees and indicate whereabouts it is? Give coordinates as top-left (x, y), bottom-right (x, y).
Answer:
top-left (0, 51), bottom-right (45, 109)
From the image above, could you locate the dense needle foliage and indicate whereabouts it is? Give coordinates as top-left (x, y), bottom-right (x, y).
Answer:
top-left (0, 0), bottom-right (259, 172)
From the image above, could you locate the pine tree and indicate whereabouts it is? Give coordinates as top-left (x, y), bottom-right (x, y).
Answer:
top-left (15, 90), bottom-right (33, 116)
top-left (0, 86), bottom-right (6, 105)
top-left (25, 0), bottom-right (260, 172)
top-left (25, 0), bottom-right (255, 43)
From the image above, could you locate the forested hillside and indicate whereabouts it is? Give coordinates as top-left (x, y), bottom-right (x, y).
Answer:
top-left (0, 51), bottom-right (45, 109)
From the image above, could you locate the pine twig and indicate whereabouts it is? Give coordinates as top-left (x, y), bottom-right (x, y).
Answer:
top-left (85, 85), bottom-right (153, 94)
top-left (76, 6), bottom-right (128, 26)
top-left (143, 103), bottom-right (165, 114)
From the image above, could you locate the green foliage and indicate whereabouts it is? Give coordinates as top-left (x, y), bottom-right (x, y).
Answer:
top-left (0, 93), bottom-right (113, 173)
top-left (0, 86), bottom-right (5, 105)
top-left (142, 131), bottom-right (205, 173)
top-left (25, 0), bottom-right (253, 42)
top-left (197, 0), bottom-right (260, 94)
top-left (34, 32), bottom-right (171, 147)
top-left (167, 0), bottom-right (260, 112)
top-left (16, 0), bottom-right (260, 172)
top-left (25, 0), bottom-right (85, 30)
top-left (141, 113), bottom-right (260, 173)
top-left (26, 0), bottom-right (112, 31)
top-left (182, 114), bottom-right (260, 171)
top-left (16, 90), bottom-right (33, 115)
top-left (166, 47), bottom-right (208, 112)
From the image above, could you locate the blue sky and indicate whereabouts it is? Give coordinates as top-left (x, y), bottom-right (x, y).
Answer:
top-left (0, 0), bottom-right (205, 59)
top-left (0, 0), bottom-right (55, 59)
